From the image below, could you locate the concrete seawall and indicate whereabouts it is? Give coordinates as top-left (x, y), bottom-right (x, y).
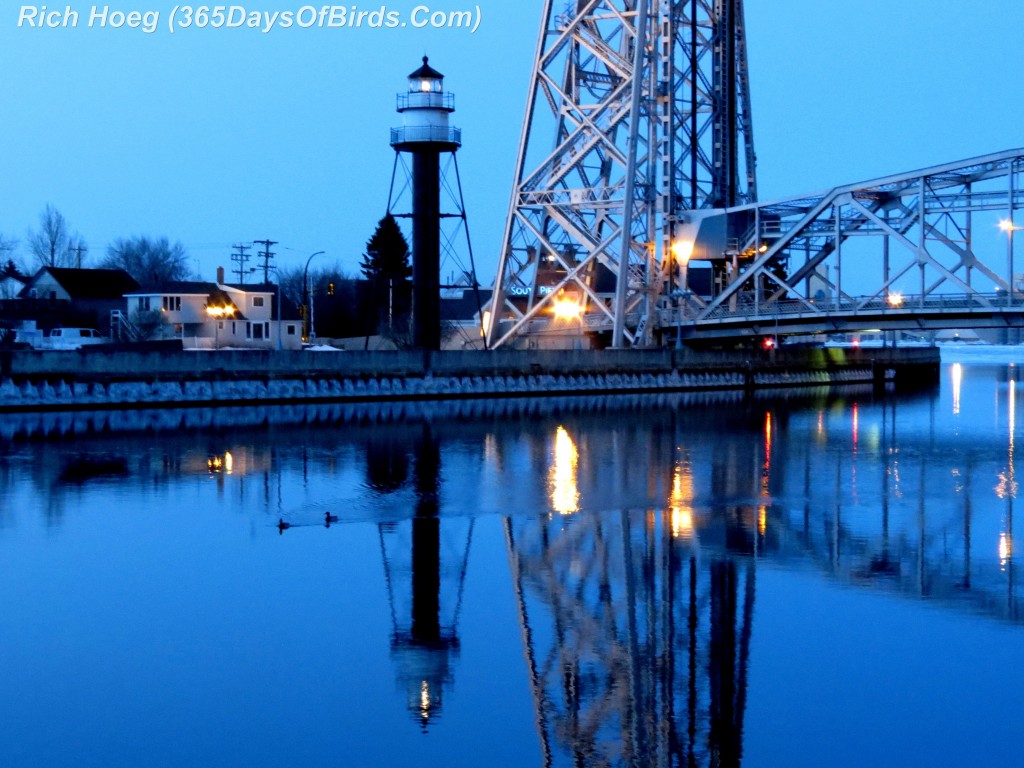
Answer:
top-left (0, 346), bottom-right (940, 412)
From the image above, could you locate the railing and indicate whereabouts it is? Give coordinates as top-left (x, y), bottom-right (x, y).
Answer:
top-left (390, 126), bottom-right (462, 146)
top-left (396, 92), bottom-right (455, 111)
top-left (110, 310), bottom-right (141, 342)
top-left (696, 292), bottom-right (1022, 324)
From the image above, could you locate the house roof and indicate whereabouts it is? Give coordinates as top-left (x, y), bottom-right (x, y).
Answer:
top-left (126, 281), bottom-right (219, 296)
top-left (441, 288), bottom-right (493, 322)
top-left (37, 268), bottom-right (140, 299)
top-left (223, 283), bottom-right (274, 293)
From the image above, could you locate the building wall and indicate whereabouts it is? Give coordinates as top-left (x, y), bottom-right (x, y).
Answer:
top-left (24, 272), bottom-right (71, 301)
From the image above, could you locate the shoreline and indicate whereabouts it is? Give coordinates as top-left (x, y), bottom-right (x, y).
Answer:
top-left (0, 347), bottom-right (940, 413)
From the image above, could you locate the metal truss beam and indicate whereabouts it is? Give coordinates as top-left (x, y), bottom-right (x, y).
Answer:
top-left (486, 0), bottom-right (757, 349)
top-left (669, 149), bottom-right (1024, 340)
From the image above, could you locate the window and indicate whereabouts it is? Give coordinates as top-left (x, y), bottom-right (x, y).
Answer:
top-left (252, 296), bottom-right (265, 308)
top-left (138, 297), bottom-right (151, 311)
top-left (162, 296), bottom-right (181, 312)
top-left (286, 324), bottom-right (296, 336)
top-left (246, 322), bottom-right (252, 339)
top-left (231, 321), bottom-right (236, 335)
top-left (253, 323), bottom-right (264, 340)
top-left (264, 322), bottom-right (270, 339)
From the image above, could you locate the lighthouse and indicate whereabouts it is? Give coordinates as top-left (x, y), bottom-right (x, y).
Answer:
top-left (390, 57), bottom-right (462, 351)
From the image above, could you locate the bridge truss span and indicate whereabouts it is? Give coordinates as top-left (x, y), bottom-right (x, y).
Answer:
top-left (681, 149), bottom-right (1024, 341)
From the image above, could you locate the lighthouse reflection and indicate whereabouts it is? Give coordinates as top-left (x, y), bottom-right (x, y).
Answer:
top-left (361, 381), bottom-right (1021, 764)
top-left (375, 422), bottom-right (474, 729)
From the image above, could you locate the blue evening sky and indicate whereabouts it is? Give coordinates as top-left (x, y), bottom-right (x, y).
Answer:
top-left (1, 1), bottom-right (1022, 282)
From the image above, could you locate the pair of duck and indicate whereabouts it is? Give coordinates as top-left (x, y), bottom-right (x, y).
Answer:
top-left (278, 512), bottom-right (339, 532)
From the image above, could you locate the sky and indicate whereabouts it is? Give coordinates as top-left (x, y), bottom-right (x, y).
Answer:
top-left (1, 1), bottom-right (1022, 284)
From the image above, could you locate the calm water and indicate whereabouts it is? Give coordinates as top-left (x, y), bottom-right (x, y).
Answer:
top-left (1, 348), bottom-right (1021, 767)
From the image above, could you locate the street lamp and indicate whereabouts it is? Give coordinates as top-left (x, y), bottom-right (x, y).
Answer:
top-left (670, 289), bottom-right (691, 350)
top-left (1000, 219), bottom-right (1021, 306)
top-left (302, 250), bottom-right (325, 342)
top-left (264, 265), bottom-right (285, 352)
top-left (205, 303), bottom-right (236, 350)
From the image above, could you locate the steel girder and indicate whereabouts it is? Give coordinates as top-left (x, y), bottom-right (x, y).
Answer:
top-left (677, 149), bottom-right (1024, 339)
top-left (485, 0), bottom-right (757, 349)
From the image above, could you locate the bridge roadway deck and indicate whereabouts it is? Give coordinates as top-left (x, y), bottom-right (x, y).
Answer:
top-left (680, 293), bottom-right (1024, 340)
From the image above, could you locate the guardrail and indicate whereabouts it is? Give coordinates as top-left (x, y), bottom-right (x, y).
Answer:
top-left (390, 126), bottom-right (462, 146)
top-left (698, 292), bottom-right (1022, 324)
top-left (396, 92), bottom-right (455, 111)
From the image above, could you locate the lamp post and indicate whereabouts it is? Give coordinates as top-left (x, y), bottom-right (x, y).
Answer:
top-left (205, 304), bottom-right (235, 350)
top-left (1000, 219), bottom-right (1021, 307)
top-left (302, 250), bottom-right (325, 343)
top-left (265, 266), bottom-right (284, 352)
top-left (670, 289), bottom-right (691, 350)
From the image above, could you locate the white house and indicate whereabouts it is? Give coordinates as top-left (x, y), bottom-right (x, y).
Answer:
top-left (123, 278), bottom-right (301, 350)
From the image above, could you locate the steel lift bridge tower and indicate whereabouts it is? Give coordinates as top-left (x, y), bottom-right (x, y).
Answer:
top-left (487, 2), bottom-right (1024, 348)
top-left (488, 0), bottom-right (757, 348)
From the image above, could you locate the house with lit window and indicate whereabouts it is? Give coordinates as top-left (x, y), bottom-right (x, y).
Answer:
top-left (123, 274), bottom-right (301, 350)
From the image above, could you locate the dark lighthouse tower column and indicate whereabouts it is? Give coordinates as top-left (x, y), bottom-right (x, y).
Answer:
top-left (390, 57), bottom-right (462, 351)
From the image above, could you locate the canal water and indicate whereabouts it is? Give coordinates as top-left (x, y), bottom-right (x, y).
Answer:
top-left (0, 347), bottom-right (1020, 767)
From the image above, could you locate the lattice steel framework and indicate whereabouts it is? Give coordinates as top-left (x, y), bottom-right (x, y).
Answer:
top-left (506, 512), bottom-right (756, 768)
top-left (677, 149), bottom-right (1024, 340)
top-left (486, 0), bottom-right (757, 349)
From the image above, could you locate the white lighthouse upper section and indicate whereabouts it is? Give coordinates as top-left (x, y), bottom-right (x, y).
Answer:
top-left (391, 56), bottom-right (461, 149)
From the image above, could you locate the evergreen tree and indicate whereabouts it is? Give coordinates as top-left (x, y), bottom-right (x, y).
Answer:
top-left (359, 214), bottom-right (411, 283)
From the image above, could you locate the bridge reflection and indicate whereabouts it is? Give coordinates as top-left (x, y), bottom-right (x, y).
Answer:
top-left (499, 370), bottom-right (1019, 765)
top-left (1, 369), bottom-right (1018, 761)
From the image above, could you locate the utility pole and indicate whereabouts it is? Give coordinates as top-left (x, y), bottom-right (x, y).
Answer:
top-left (70, 244), bottom-right (87, 269)
top-left (230, 243), bottom-right (252, 284)
top-left (253, 239), bottom-right (278, 284)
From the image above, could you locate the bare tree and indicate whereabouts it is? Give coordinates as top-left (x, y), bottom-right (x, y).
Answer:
top-left (0, 232), bottom-right (17, 257)
top-left (101, 236), bottom-right (192, 285)
top-left (27, 204), bottom-right (87, 268)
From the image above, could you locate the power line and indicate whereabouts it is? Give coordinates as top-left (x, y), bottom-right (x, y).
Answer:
top-left (253, 239), bottom-right (277, 284)
top-left (230, 243), bottom-right (252, 284)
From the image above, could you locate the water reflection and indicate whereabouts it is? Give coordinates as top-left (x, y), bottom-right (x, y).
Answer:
top-left (2, 366), bottom-right (1023, 765)
top-left (377, 423), bottom-right (474, 730)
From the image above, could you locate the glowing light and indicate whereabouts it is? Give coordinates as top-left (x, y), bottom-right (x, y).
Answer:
top-left (851, 338), bottom-right (861, 348)
top-left (551, 298), bottom-right (583, 321)
top-left (480, 310), bottom-right (492, 337)
top-left (999, 218), bottom-right (1022, 233)
top-left (671, 507), bottom-right (694, 539)
top-left (852, 403), bottom-right (859, 447)
top-left (206, 304), bottom-right (235, 319)
top-left (419, 681), bottom-right (432, 720)
top-left (951, 363), bottom-right (962, 416)
top-left (669, 460), bottom-right (695, 539)
top-left (758, 504), bottom-right (768, 536)
top-left (420, 79), bottom-right (432, 93)
top-left (550, 426), bottom-right (580, 515)
top-left (758, 243), bottom-right (769, 254)
top-left (762, 337), bottom-right (775, 350)
top-left (1000, 533), bottom-right (1013, 569)
top-left (671, 240), bottom-right (695, 262)
top-left (762, 412), bottom-right (773, 494)
top-left (224, 451), bottom-right (234, 475)
top-left (887, 292), bottom-right (904, 307)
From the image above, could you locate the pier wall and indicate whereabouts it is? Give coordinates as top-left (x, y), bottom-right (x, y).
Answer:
top-left (0, 347), bottom-right (939, 412)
